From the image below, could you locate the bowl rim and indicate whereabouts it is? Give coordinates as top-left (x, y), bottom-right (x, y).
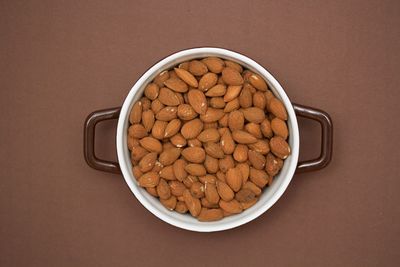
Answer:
top-left (116, 47), bottom-right (300, 232)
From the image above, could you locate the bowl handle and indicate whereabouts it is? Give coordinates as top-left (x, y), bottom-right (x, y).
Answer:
top-left (293, 103), bottom-right (333, 173)
top-left (84, 107), bottom-right (122, 174)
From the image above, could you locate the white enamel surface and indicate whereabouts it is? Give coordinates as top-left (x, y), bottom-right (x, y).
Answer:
top-left (116, 48), bottom-right (299, 232)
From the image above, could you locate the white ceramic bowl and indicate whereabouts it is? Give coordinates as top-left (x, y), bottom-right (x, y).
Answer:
top-left (116, 48), bottom-right (300, 232)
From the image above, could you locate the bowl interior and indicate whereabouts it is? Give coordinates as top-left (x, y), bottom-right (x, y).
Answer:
top-left (116, 48), bottom-right (299, 232)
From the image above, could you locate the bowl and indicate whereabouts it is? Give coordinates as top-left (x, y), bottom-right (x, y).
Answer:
top-left (84, 47), bottom-right (333, 232)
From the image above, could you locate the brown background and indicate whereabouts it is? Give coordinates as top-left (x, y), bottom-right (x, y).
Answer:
top-left (1, 0), bottom-right (399, 266)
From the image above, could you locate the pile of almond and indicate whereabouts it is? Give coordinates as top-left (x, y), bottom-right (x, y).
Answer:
top-left (127, 57), bottom-right (290, 221)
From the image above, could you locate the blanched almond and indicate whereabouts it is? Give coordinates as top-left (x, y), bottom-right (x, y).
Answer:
top-left (188, 89), bottom-right (208, 115)
top-left (226, 167), bottom-right (242, 192)
top-left (174, 68), bottom-right (198, 88)
top-left (199, 72), bottom-right (218, 91)
top-left (181, 147), bottom-right (206, 163)
top-left (181, 118), bottom-right (203, 139)
top-left (138, 171), bottom-right (160, 187)
top-left (164, 78), bottom-right (188, 93)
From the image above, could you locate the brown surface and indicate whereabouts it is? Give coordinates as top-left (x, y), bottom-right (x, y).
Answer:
top-left (1, 1), bottom-right (399, 266)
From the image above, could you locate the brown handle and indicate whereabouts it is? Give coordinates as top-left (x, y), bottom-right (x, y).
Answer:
top-left (84, 107), bottom-right (121, 174)
top-left (293, 103), bottom-right (333, 173)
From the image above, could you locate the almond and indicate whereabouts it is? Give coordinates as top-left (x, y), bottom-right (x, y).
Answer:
top-left (198, 208), bottom-right (224, 221)
top-left (163, 142), bottom-right (174, 150)
top-left (139, 137), bottom-right (163, 153)
top-left (205, 182), bottom-right (220, 204)
top-left (151, 120), bottom-right (167, 139)
top-left (159, 165), bottom-right (176, 180)
top-left (216, 171), bottom-right (226, 182)
top-left (173, 159), bottom-right (188, 181)
top-left (156, 179), bottom-right (171, 200)
top-left (216, 180), bottom-right (234, 201)
top-left (236, 162), bottom-right (250, 185)
top-left (253, 91), bottom-right (266, 110)
top-left (146, 187), bottom-right (158, 197)
top-left (188, 89), bottom-right (208, 115)
top-left (170, 133), bottom-right (187, 148)
top-left (233, 144), bottom-right (248, 162)
top-left (232, 130), bottom-right (257, 144)
top-left (141, 110), bottom-right (155, 132)
top-left (203, 122), bottom-right (218, 129)
top-left (226, 167), bottom-right (242, 192)
top-left (200, 108), bottom-right (225, 123)
top-left (177, 104), bottom-right (198, 121)
top-left (181, 147), bottom-right (206, 163)
top-left (245, 123), bottom-right (263, 139)
top-left (128, 124), bottom-right (148, 139)
top-left (224, 85), bottom-right (242, 102)
top-left (224, 98), bottom-right (240, 112)
top-left (249, 168), bottom-right (269, 188)
top-left (158, 147), bottom-right (181, 166)
top-left (138, 152), bottom-right (157, 172)
top-left (199, 174), bottom-right (217, 184)
top-left (183, 175), bottom-right (199, 188)
top-left (248, 140), bottom-right (270, 154)
top-left (205, 84), bottom-right (226, 97)
top-left (204, 142), bottom-right (224, 159)
top-left (271, 118), bottom-right (289, 139)
top-left (183, 189), bottom-right (202, 217)
top-left (129, 101), bottom-right (142, 124)
top-left (248, 150), bottom-right (266, 169)
top-left (169, 180), bottom-right (186, 196)
top-left (158, 87), bottom-right (180, 106)
top-left (160, 196), bottom-right (177, 210)
top-left (222, 67), bottom-right (244, 85)
top-left (178, 61), bottom-right (189, 70)
top-left (235, 188), bottom-right (256, 203)
top-left (219, 199), bottom-right (243, 214)
top-left (264, 90), bottom-right (275, 104)
top-left (221, 129), bottom-right (235, 154)
top-left (174, 68), bottom-right (198, 88)
top-left (152, 161), bottom-right (163, 173)
top-left (228, 110), bottom-right (244, 131)
top-left (270, 136), bottom-right (291, 159)
top-left (175, 201), bottom-right (188, 213)
top-left (218, 114), bottom-right (229, 127)
top-left (208, 98), bottom-right (224, 110)
top-left (201, 198), bottom-right (219, 208)
top-left (204, 155), bottom-right (219, 174)
top-left (164, 119), bottom-right (182, 138)
top-left (199, 72), bottom-right (218, 91)
top-left (185, 164), bottom-right (207, 176)
top-left (249, 73), bottom-right (268, 91)
top-left (132, 165), bottom-right (143, 179)
top-left (141, 97), bottom-right (151, 110)
top-left (131, 145), bottom-right (148, 161)
top-left (243, 181), bottom-right (262, 196)
top-left (239, 85), bottom-right (253, 108)
top-left (202, 57), bottom-right (225, 73)
top-left (242, 107), bottom-right (265, 123)
top-left (219, 155), bottom-right (235, 173)
top-left (163, 78), bottom-right (188, 93)
top-left (156, 106), bottom-right (178, 121)
top-left (144, 83), bottom-right (159, 100)
top-left (265, 153), bottom-right (282, 176)
top-left (268, 97), bottom-right (288, 120)
top-left (151, 99), bottom-right (164, 114)
top-left (260, 119), bottom-right (273, 138)
top-left (154, 70), bottom-right (169, 87)
top-left (241, 197), bottom-right (258, 210)
top-left (224, 60), bottom-right (243, 73)
top-left (138, 171), bottom-right (160, 188)
top-left (187, 138), bottom-right (202, 147)
top-left (190, 182), bottom-right (205, 198)
top-left (181, 118), bottom-right (203, 139)
top-left (127, 136), bottom-right (140, 150)
top-left (188, 60), bottom-right (208, 76)
top-left (197, 128), bottom-right (220, 142)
